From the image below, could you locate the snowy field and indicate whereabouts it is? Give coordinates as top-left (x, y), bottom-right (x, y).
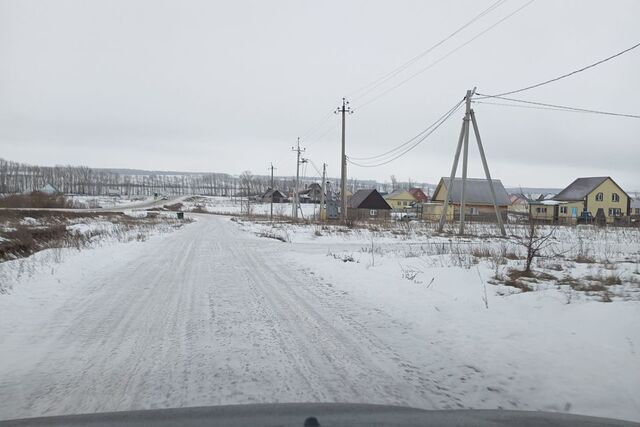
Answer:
top-left (178, 195), bottom-right (320, 219)
top-left (0, 214), bottom-right (638, 422)
top-left (233, 218), bottom-right (640, 421)
top-left (67, 195), bottom-right (156, 209)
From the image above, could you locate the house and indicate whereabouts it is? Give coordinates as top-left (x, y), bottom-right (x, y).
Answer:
top-left (424, 177), bottom-right (510, 222)
top-left (260, 188), bottom-right (287, 203)
top-left (347, 189), bottom-right (392, 221)
top-left (509, 193), bottom-right (530, 213)
top-left (631, 197), bottom-right (640, 216)
top-left (530, 177), bottom-right (630, 224)
top-left (408, 188), bottom-right (429, 202)
top-left (384, 189), bottom-right (417, 210)
top-left (39, 183), bottom-right (59, 195)
top-left (298, 183), bottom-right (323, 204)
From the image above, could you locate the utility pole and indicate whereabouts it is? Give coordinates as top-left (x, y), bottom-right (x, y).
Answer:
top-left (335, 98), bottom-right (353, 223)
top-left (292, 138), bottom-right (305, 221)
top-left (319, 163), bottom-right (327, 221)
top-left (459, 89), bottom-right (473, 235)
top-left (269, 162), bottom-right (276, 222)
top-left (437, 88), bottom-right (506, 237)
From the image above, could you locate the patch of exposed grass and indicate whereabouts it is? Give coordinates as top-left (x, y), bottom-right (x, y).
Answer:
top-left (574, 255), bottom-right (596, 264)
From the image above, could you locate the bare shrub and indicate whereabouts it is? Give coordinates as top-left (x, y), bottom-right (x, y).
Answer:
top-left (510, 221), bottom-right (556, 274)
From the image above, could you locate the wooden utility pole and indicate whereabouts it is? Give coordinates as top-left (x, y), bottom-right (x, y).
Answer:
top-left (319, 163), bottom-right (327, 221)
top-left (437, 88), bottom-right (506, 237)
top-left (292, 138), bottom-right (305, 221)
top-left (335, 98), bottom-right (353, 223)
top-left (269, 162), bottom-right (276, 222)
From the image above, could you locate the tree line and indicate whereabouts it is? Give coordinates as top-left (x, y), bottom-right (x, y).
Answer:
top-left (0, 158), bottom-right (399, 197)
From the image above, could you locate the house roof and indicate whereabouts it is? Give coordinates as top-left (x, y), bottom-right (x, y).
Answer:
top-left (347, 189), bottom-right (392, 210)
top-left (408, 188), bottom-right (429, 201)
top-left (434, 177), bottom-right (510, 206)
top-left (261, 188), bottom-right (286, 198)
top-left (385, 189), bottom-right (415, 200)
top-left (40, 183), bottom-right (58, 194)
top-left (553, 177), bottom-right (628, 201)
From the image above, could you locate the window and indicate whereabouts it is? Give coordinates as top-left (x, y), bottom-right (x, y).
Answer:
top-left (560, 206), bottom-right (568, 214)
top-left (636, 208), bottom-right (640, 215)
top-left (612, 193), bottom-right (620, 202)
top-left (397, 201), bottom-right (401, 206)
top-left (470, 207), bottom-right (479, 215)
top-left (536, 207), bottom-right (547, 213)
top-left (595, 192), bottom-right (604, 201)
top-left (608, 208), bottom-right (621, 217)
top-left (369, 209), bottom-right (377, 216)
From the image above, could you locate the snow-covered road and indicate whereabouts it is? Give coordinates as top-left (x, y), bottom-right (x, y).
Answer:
top-left (0, 215), bottom-right (448, 420)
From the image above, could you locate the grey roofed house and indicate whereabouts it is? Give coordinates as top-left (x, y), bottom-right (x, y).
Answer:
top-left (553, 176), bottom-right (628, 201)
top-left (260, 188), bottom-right (287, 203)
top-left (433, 177), bottom-right (510, 206)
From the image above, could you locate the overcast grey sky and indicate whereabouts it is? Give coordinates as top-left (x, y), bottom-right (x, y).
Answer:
top-left (1, 0), bottom-right (639, 189)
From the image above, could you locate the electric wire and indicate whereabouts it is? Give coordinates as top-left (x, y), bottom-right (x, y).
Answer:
top-left (349, 98), bottom-right (466, 161)
top-left (353, 0), bottom-right (536, 111)
top-left (482, 41), bottom-right (640, 97)
top-left (475, 93), bottom-right (640, 119)
top-left (348, 0), bottom-right (507, 102)
top-left (347, 100), bottom-right (465, 168)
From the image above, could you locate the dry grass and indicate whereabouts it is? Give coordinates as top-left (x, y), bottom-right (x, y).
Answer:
top-left (574, 254), bottom-right (596, 264)
top-left (0, 192), bottom-right (72, 208)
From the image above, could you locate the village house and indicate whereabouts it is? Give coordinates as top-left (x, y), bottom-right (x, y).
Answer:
top-left (423, 177), bottom-right (510, 222)
top-left (259, 188), bottom-right (287, 203)
top-left (631, 196), bottom-right (640, 216)
top-left (408, 187), bottom-right (429, 202)
top-left (347, 189), bottom-right (392, 221)
top-left (298, 183), bottom-right (323, 204)
top-left (508, 193), bottom-right (530, 213)
top-left (529, 176), bottom-right (630, 224)
top-left (39, 183), bottom-right (59, 195)
top-left (384, 189), bottom-right (417, 210)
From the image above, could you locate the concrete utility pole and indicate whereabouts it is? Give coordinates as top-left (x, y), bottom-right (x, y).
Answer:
top-left (319, 163), bottom-right (327, 221)
top-left (269, 162), bottom-right (276, 222)
top-left (459, 89), bottom-right (473, 235)
top-left (292, 138), bottom-right (305, 221)
top-left (437, 88), bottom-right (506, 237)
top-left (335, 98), bottom-right (353, 223)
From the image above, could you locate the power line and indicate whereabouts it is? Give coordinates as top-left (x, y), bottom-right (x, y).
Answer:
top-left (300, 110), bottom-right (334, 141)
top-left (347, 99), bottom-right (465, 168)
top-left (472, 100), bottom-right (585, 113)
top-left (475, 93), bottom-right (640, 119)
top-left (483, 41), bottom-right (640, 97)
top-left (349, 98), bottom-right (465, 161)
top-left (296, 0), bottom-right (515, 146)
top-left (353, 0), bottom-right (536, 110)
top-left (349, 0), bottom-right (507, 102)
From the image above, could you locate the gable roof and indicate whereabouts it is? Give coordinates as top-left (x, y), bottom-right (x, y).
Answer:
top-left (553, 177), bottom-right (628, 201)
top-left (39, 183), bottom-right (58, 194)
top-left (385, 189), bottom-right (415, 200)
top-left (347, 189), bottom-right (392, 210)
top-left (261, 188), bottom-right (286, 199)
top-left (408, 188), bottom-right (429, 202)
top-left (433, 177), bottom-right (510, 206)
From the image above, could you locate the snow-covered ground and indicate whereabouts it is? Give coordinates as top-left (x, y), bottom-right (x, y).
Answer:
top-left (179, 195), bottom-right (319, 219)
top-left (0, 215), bottom-right (638, 422)
top-left (67, 195), bottom-right (155, 209)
